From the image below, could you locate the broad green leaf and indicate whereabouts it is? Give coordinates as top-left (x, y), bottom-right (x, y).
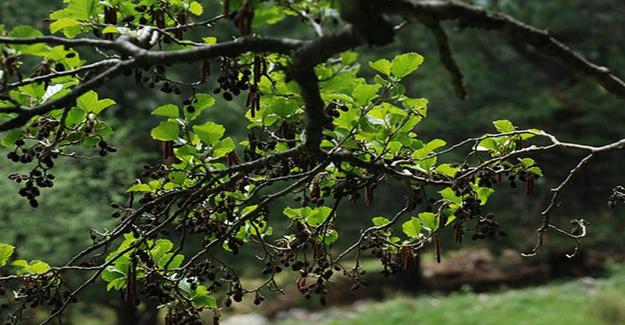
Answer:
top-left (151, 239), bottom-right (173, 262)
top-left (50, 18), bottom-right (81, 34)
top-left (101, 267), bottom-right (125, 283)
top-left (77, 91), bottom-right (116, 114)
top-left (369, 59), bottom-right (392, 76)
top-left (372, 216), bottom-right (390, 226)
top-left (192, 286), bottom-right (217, 308)
top-left (419, 212), bottom-right (438, 231)
top-left (193, 121), bottom-right (225, 145)
top-left (392, 52), bottom-right (424, 79)
top-left (307, 207), bottom-right (332, 227)
top-left (213, 138), bottom-right (235, 158)
top-left (426, 139), bottom-right (446, 151)
top-left (127, 184), bottom-right (152, 192)
top-left (203, 37), bottom-right (217, 44)
top-left (439, 187), bottom-right (462, 205)
top-left (1, 130), bottom-right (23, 147)
top-left (435, 164), bottom-right (460, 177)
top-left (66, 107), bottom-right (87, 126)
top-left (352, 84), bottom-right (382, 106)
top-left (152, 104), bottom-right (179, 118)
top-left (493, 119), bottom-right (515, 133)
top-left (159, 253), bottom-right (184, 270)
top-left (340, 51), bottom-right (359, 65)
top-left (151, 120), bottom-right (179, 141)
top-left (476, 187), bottom-right (495, 205)
top-left (17, 260), bottom-right (51, 274)
top-left (271, 97), bottom-right (299, 117)
top-left (520, 158), bottom-right (536, 167)
top-left (283, 207), bottom-right (300, 219)
top-left (0, 243), bottom-right (15, 267)
top-left (9, 26), bottom-right (46, 54)
top-left (186, 93), bottom-right (216, 120)
top-left (528, 166), bottom-right (544, 176)
top-left (477, 138), bottom-right (498, 152)
top-left (11, 260), bottom-right (29, 268)
top-left (188, 1), bottom-right (204, 16)
top-left (322, 229), bottom-right (339, 245)
top-left (253, 3), bottom-right (287, 27)
top-left (102, 26), bottom-right (118, 34)
top-left (402, 217), bottom-right (421, 238)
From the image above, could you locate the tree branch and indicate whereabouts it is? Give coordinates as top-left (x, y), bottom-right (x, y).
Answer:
top-left (392, 0), bottom-right (625, 100)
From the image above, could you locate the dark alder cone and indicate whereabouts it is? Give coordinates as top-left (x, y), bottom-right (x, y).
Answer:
top-left (234, 2), bottom-right (254, 36)
top-left (159, 141), bottom-right (175, 166)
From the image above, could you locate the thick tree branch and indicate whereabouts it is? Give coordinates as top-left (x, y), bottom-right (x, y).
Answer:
top-left (391, 0), bottom-right (625, 100)
top-left (0, 60), bottom-right (129, 131)
top-left (2, 59), bottom-right (121, 91)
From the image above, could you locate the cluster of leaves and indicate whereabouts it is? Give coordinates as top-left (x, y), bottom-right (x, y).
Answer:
top-left (0, 0), bottom-right (556, 324)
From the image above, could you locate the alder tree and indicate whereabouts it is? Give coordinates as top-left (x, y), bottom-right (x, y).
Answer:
top-left (0, 0), bottom-right (624, 323)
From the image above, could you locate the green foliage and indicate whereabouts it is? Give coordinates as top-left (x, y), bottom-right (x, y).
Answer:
top-left (2, 0), bottom-right (623, 324)
top-left (0, 243), bottom-right (15, 267)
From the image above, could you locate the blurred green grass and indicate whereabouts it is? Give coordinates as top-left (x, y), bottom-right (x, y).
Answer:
top-left (278, 263), bottom-right (625, 325)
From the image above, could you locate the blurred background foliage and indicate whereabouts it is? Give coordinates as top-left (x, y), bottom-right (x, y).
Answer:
top-left (1, 0), bottom-right (624, 324)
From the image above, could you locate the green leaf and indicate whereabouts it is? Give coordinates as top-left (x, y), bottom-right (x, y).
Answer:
top-left (101, 267), bottom-right (124, 281)
top-left (283, 207), bottom-right (300, 219)
top-left (402, 217), bottom-right (421, 238)
top-left (435, 164), bottom-right (460, 177)
top-left (77, 91), bottom-right (116, 114)
top-left (426, 139), bottom-right (446, 151)
top-left (372, 216), bottom-right (390, 226)
top-left (252, 3), bottom-right (287, 27)
top-left (369, 59), bottom-right (392, 76)
top-left (192, 286), bottom-right (217, 308)
top-left (151, 120), bottom-right (179, 141)
top-left (476, 187), bottom-right (495, 205)
top-left (102, 26), bottom-right (118, 34)
top-left (477, 138), bottom-right (498, 152)
top-left (9, 26), bottom-right (45, 54)
top-left (18, 260), bottom-right (51, 274)
top-left (1, 130), bottom-right (23, 147)
top-left (188, 1), bottom-right (204, 16)
top-left (340, 51), bottom-right (359, 65)
top-left (11, 260), bottom-right (29, 268)
top-left (193, 121), bottom-right (225, 145)
top-left (528, 166), bottom-right (544, 177)
top-left (283, 207), bottom-right (332, 227)
top-left (392, 52), bottom-right (424, 79)
top-left (213, 138), bottom-right (235, 158)
top-left (127, 184), bottom-right (152, 192)
top-left (151, 239), bottom-right (173, 262)
top-left (520, 158), bottom-right (536, 167)
top-left (66, 107), bottom-right (87, 126)
top-left (352, 84), bottom-right (382, 106)
top-left (306, 207), bottom-right (332, 227)
top-left (202, 37), bottom-right (217, 44)
top-left (159, 254), bottom-right (184, 270)
top-left (322, 229), bottom-right (339, 245)
top-left (50, 18), bottom-right (81, 34)
top-left (439, 187), bottom-right (462, 205)
top-left (418, 212), bottom-right (438, 231)
top-left (52, 0), bottom-right (97, 21)
top-left (0, 243), bottom-right (15, 267)
top-left (271, 97), bottom-right (299, 117)
top-left (186, 93), bottom-right (216, 120)
top-left (152, 104), bottom-right (179, 118)
top-left (493, 120), bottom-right (515, 133)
